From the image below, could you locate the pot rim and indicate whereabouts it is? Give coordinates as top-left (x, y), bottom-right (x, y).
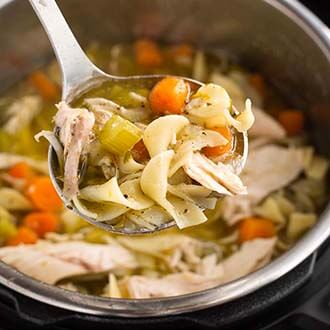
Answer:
top-left (0, 0), bottom-right (330, 318)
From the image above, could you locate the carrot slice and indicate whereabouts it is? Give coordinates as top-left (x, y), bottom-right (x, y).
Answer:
top-left (131, 140), bottom-right (150, 163)
top-left (7, 227), bottom-right (38, 246)
top-left (8, 162), bottom-right (34, 179)
top-left (26, 176), bottom-right (62, 212)
top-left (203, 126), bottom-right (233, 157)
top-left (23, 212), bottom-right (59, 237)
top-left (134, 39), bottom-right (163, 67)
top-left (249, 74), bottom-right (266, 97)
top-left (239, 217), bottom-right (276, 242)
top-left (167, 44), bottom-right (193, 59)
top-left (149, 77), bottom-right (190, 115)
top-left (277, 110), bottom-right (304, 136)
top-left (28, 70), bottom-right (59, 101)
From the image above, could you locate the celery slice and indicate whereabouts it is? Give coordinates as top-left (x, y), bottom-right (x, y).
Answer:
top-left (0, 216), bottom-right (17, 242)
top-left (99, 115), bottom-right (143, 155)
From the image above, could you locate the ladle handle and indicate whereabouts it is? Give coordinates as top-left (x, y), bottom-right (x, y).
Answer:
top-left (28, 0), bottom-right (103, 101)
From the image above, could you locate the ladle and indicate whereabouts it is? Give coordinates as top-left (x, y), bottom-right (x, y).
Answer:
top-left (29, 0), bottom-right (248, 234)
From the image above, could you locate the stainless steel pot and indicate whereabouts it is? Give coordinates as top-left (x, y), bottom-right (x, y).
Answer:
top-left (0, 0), bottom-right (329, 318)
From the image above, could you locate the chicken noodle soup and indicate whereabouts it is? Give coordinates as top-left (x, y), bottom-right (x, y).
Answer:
top-left (40, 77), bottom-right (254, 230)
top-left (0, 40), bottom-right (328, 298)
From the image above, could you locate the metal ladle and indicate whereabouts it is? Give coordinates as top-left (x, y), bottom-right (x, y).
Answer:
top-left (29, 0), bottom-right (248, 234)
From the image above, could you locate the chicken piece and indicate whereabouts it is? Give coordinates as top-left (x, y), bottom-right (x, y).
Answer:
top-left (242, 145), bottom-right (303, 203)
top-left (220, 238), bottom-right (276, 283)
top-left (55, 102), bottom-right (95, 199)
top-left (0, 241), bottom-right (137, 285)
top-left (87, 107), bottom-right (111, 129)
top-left (84, 97), bottom-right (150, 124)
top-left (165, 236), bottom-right (221, 272)
top-left (249, 107), bottom-right (286, 139)
top-left (223, 144), bottom-right (304, 225)
top-left (0, 246), bottom-right (86, 284)
top-left (84, 98), bottom-right (113, 128)
top-left (86, 140), bottom-right (117, 179)
top-left (183, 152), bottom-right (247, 196)
top-left (249, 137), bottom-right (273, 151)
top-left (117, 234), bottom-right (221, 273)
top-left (221, 196), bottom-right (253, 226)
top-left (122, 272), bottom-right (223, 298)
top-left (36, 241), bottom-right (138, 271)
top-left (3, 96), bottom-right (42, 134)
top-left (0, 187), bottom-right (33, 211)
top-left (122, 238), bottom-right (275, 298)
top-left (195, 254), bottom-right (220, 277)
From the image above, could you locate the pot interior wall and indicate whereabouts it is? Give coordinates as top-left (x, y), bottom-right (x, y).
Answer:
top-left (1, 0), bottom-right (330, 123)
top-left (0, 0), bottom-right (329, 199)
top-left (1, 0), bottom-right (330, 155)
top-left (0, 0), bottom-right (329, 180)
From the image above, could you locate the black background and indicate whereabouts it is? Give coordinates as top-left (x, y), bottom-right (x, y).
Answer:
top-left (300, 0), bottom-right (330, 25)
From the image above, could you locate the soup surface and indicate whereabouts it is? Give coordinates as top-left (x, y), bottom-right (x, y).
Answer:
top-left (50, 75), bottom-right (253, 231)
top-left (0, 40), bottom-right (328, 298)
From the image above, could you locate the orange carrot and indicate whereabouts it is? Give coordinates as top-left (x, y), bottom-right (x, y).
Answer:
top-left (7, 227), bottom-right (38, 246)
top-left (249, 74), bottom-right (266, 97)
top-left (277, 110), bottom-right (304, 136)
top-left (239, 217), bottom-right (276, 242)
top-left (26, 176), bottom-right (62, 212)
top-left (167, 44), bottom-right (193, 59)
top-left (149, 77), bottom-right (190, 115)
top-left (134, 39), bottom-right (163, 67)
top-left (23, 212), bottom-right (59, 237)
top-left (131, 140), bottom-right (150, 163)
top-left (28, 70), bottom-right (59, 101)
top-left (203, 126), bottom-right (233, 157)
top-left (8, 162), bottom-right (34, 179)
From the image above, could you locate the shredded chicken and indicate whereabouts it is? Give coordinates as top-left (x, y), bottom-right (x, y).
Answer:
top-left (86, 140), bottom-right (117, 179)
top-left (0, 241), bottom-right (137, 284)
top-left (221, 197), bottom-right (253, 225)
top-left (249, 137), bottom-right (273, 150)
top-left (117, 234), bottom-right (221, 273)
top-left (84, 97), bottom-right (150, 124)
top-left (195, 253), bottom-right (220, 276)
top-left (249, 107), bottom-right (286, 139)
top-left (220, 238), bottom-right (276, 283)
top-left (84, 98), bottom-right (113, 128)
top-left (37, 241), bottom-right (137, 271)
top-left (3, 96), bottom-right (42, 134)
top-left (55, 102), bottom-right (95, 199)
top-left (122, 272), bottom-right (223, 299)
top-left (223, 145), bottom-right (304, 225)
top-left (0, 234), bottom-right (275, 296)
top-left (0, 247), bottom-right (86, 284)
top-left (183, 152), bottom-right (247, 196)
top-left (165, 236), bottom-right (221, 272)
top-left (243, 145), bottom-right (304, 203)
top-left (120, 238), bottom-right (275, 298)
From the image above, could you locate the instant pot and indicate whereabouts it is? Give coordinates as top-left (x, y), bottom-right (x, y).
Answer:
top-left (0, 0), bottom-right (330, 329)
